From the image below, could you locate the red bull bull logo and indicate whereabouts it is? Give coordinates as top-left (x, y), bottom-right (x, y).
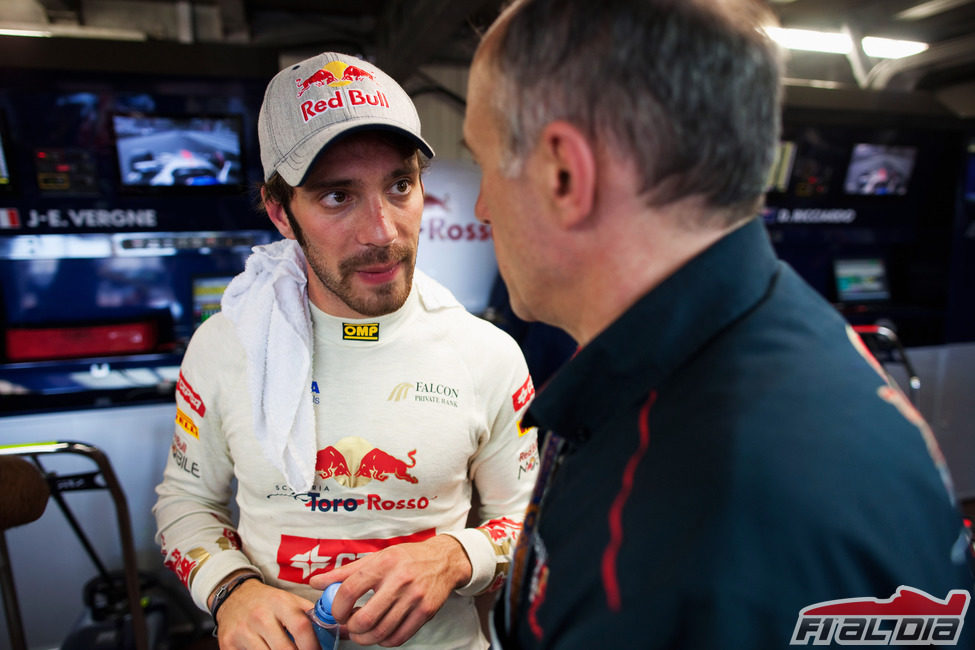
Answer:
top-left (357, 447), bottom-right (418, 483)
top-left (295, 60), bottom-right (376, 97)
top-left (295, 60), bottom-right (388, 123)
top-left (314, 437), bottom-right (418, 487)
top-left (315, 446), bottom-right (352, 481)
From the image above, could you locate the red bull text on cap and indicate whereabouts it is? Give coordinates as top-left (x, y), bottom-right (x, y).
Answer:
top-left (259, 52), bottom-right (434, 186)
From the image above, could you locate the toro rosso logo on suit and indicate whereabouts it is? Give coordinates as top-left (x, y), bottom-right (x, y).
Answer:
top-left (269, 435), bottom-right (433, 515)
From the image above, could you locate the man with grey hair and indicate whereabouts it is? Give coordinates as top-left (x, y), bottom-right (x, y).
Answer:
top-left (155, 51), bottom-right (539, 649)
top-left (463, 0), bottom-right (974, 647)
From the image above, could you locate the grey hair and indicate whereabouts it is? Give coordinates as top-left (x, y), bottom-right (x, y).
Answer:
top-left (483, 0), bottom-right (784, 224)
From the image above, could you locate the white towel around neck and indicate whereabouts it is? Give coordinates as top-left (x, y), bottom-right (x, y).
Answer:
top-left (221, 238), bottom-right (316, 493)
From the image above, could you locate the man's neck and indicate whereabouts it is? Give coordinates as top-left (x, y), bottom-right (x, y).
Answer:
top-left (565, 198), bottom-right (745, 346)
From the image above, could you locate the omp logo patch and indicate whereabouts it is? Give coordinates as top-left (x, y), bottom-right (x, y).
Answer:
top-left (343, 322), bottom-right (379, 341)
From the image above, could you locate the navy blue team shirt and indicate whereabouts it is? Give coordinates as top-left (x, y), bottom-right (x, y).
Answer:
top-left (495, 217), bottom-right (974, 649)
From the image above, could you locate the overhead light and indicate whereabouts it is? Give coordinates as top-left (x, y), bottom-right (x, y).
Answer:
top-left (0, 22), bottom-right (146, 42)
top-left (0, 27), bottom-right (52, 38)
top-left (764, 27), bottom-right (928, 59)
top-left (861, 36), bottom-right (929, 59)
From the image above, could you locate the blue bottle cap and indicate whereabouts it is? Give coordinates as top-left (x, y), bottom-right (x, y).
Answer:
top-left (314, 582), bottom-right (341, 625)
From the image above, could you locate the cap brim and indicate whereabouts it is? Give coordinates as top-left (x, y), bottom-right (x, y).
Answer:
top-left (271, 120), bottom-right (435, 186)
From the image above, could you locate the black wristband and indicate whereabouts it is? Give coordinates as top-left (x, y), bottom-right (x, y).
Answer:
top-left (209, 573), bottom-right (262, 625)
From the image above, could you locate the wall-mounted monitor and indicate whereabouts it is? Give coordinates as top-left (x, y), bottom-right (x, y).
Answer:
top-left (192, 274), bottom-right (235, 329)
top-left (843, 143), bottom-right (917, 196)
top-left (111, 113), bottom-right (245, 192)
top-left (833, 257), bottom-right (890, 303)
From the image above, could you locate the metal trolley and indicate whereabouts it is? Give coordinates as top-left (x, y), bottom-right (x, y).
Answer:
top-left (0, 440), bottom-right (155, 650)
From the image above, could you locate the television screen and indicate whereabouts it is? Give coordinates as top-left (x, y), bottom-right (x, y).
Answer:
top-left (834, 258), bottom-right (890, 302)
top-left (192, 274), bottom-right (235, 328)
top-left (111, 113), bottom-right (245, 190)
top-left (843, 143), bottom-right (916, 196)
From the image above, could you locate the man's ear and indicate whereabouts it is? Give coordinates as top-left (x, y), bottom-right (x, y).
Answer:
top-left (537, 120), bottom-right (596, 229)
top-left (263, 188), bottom-right (297, 240)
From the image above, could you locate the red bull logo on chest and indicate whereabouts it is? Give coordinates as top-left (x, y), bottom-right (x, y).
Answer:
top-left (315, 436), bottom-right (418, 488)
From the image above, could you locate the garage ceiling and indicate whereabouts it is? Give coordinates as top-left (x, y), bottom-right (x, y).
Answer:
top-left (5, 0), bottom-right (975, 98)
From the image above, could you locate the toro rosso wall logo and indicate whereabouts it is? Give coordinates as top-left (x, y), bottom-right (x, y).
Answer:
top-left (296, 60), bottom-right (374, 97)
top-left (791, 586), bottom-right (970, 645)
top-left (315, 436), bottom-right (417, 488)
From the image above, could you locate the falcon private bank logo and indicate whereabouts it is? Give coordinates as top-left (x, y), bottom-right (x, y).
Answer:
top-left (790, 586), bottom-right (970, 646)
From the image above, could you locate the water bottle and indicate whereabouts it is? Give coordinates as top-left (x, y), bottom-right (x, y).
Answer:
top-left (309, 582), bottom-right (341, 649)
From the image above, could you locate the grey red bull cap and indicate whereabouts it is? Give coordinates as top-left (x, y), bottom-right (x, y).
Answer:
top-left (258, 51), bottom-right (435, 186)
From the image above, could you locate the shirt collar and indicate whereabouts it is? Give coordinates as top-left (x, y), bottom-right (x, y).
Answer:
top-left (527, 218), bottom-right (780, 441)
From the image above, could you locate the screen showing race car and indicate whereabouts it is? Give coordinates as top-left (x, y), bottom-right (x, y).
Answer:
top-left (111, 113), bottom-right (245, 190)
top-left (842, 143), bottom-right (917, 196)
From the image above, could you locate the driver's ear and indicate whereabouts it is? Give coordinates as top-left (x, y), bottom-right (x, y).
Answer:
top-left (263, 188), bottom-right (296, 240)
